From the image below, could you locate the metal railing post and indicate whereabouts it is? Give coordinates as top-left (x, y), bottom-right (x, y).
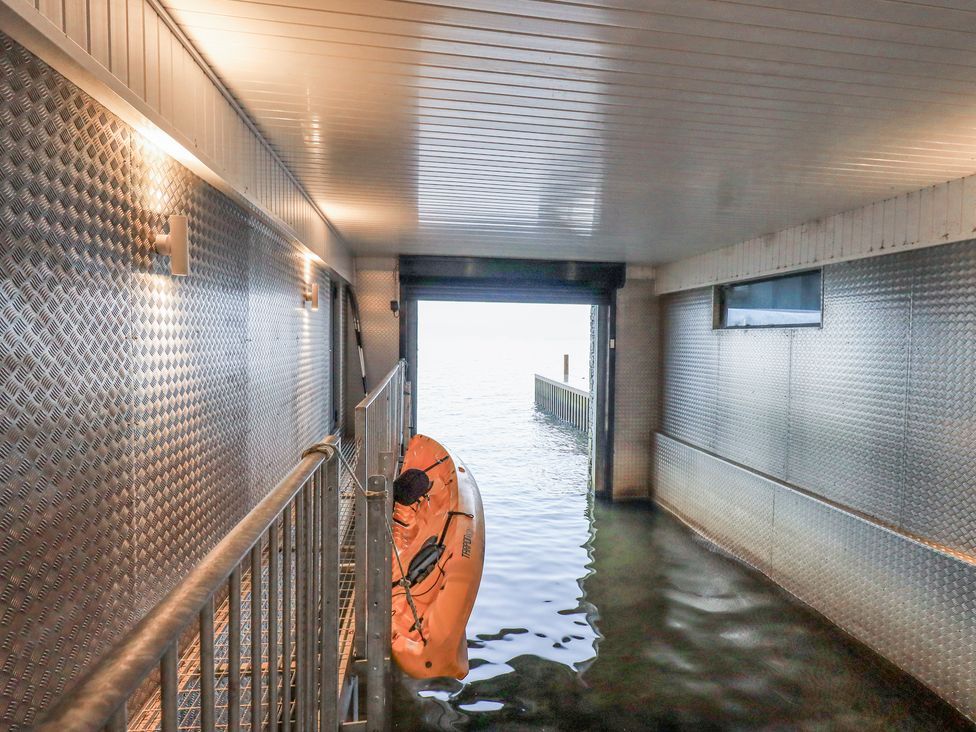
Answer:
top-left (295, 488), bottom-right (307, 730)
top-left (160, 647), bottom-right (177, 732)
top-left (365, 475), bottom-right (391, 732)
top-left (282, 506), bottom-right (293, 732)
top-left (379, 451), bottom-right (396, 514)
top-left (249, 544), bottom-right (263, 732)
top-left (320, 457), bottom-right (340, 731)
top-left (267, 523), bottom-right (279, 732)
top-left (402, 378), bottom-right (412, 446)
top-left (354, 407), bottom-right (368, 659)
top-left (229, 568), bottom-right (242, 732)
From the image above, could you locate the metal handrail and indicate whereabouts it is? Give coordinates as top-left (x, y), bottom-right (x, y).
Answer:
top-left (35, 436), bottom-right (340, 732)
top-left (352, 359), bottom-right (407, 732)
top-left (356, 358), bottom-right (408, 410)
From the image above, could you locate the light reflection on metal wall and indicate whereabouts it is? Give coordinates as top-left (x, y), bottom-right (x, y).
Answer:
top-left (0, 35), bottom-right (331, 730)
top-left (657, 244), bottom-right (976, 719)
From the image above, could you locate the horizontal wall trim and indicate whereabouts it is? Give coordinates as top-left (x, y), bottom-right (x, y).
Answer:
top-left (656, 174), bottom-right (976, 294)
top-left (0, 0), bottom-right (352, 281)
top-left (657, 432), bottom-right (976, 570)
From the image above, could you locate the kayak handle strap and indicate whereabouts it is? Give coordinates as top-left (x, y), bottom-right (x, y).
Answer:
top-left (437, 510), bottom-right (474, 546)
top-left (421, 455), bottom-right (449, 473)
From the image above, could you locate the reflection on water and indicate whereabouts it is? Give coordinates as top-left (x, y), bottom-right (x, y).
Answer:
top-left (395, 302), bottom-right (972, 731)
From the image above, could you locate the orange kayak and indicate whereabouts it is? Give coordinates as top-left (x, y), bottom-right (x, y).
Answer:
top-left (390, 434), bottom-right (485, 678)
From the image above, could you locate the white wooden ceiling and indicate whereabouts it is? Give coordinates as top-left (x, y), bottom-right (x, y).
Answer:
top-left (162, 0), bottom-right (976, 264)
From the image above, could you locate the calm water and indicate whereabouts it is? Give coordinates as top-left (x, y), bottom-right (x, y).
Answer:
top-left (394, 302), bottom-right (972, 731)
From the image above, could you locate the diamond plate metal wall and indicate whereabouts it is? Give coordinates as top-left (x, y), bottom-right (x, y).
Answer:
top-left (354, 259), bottom-right (401, 389)
top-left (655, 435), bottom-right (774, 570)
top-left (905, 241), bottom-right (976, 555)
top-left (334, 282), bottom-right (349, 434)
top-left (659, 246), bottom-right (976, 554)
top-left (0, 34), bottom-right (136, 730)
top-left (770, 487), bottom-right (976, 717)
top-left (131, 136), bottom-right (251, 615)
top-left (789, 254), bottom-right (912, 525)
top-left (656, 243), bottom-right (976, 719)
top-left (716, 329), bottom-right (791, 480)
top-left (660, 287), bottom-right (718, 452)
top-left (246, 216), bottom-right (331, 509)
top-left (0, 32), bottom-right (333, 729)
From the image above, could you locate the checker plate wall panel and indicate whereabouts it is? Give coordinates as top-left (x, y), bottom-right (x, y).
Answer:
top-left (355, 263), bottom-right (401, 389)
top-left (770, 488), bottom-right (976, 717)
top-left (0, 36), bottom-right (136, 729)
top-left (657, 242), bottom-right (976, 719)
top-left (246, 217), bottom-right (331, 507)
top-left (294, 258), bottom-right (330, 461)
top-left (246, 219), bottom-right (302, 508)
top-left (715, 329), bottom-right (790, 480)
top-left (0, 33), bottom-right (332, 729)
top-left (131, 136), bottom-right (251, 614)
top-left (905, 241), bottom-right (976, 555)
top-left (659, 244), bottom-right (976, 555)
top-left (655, 435), bottom-right (774, 570)
top-left (660, 288), bottom-right (718, 451)
top-left (655, 439), bottom-right (976, 720)
top-left (788, 254), bottom-right (913, 525)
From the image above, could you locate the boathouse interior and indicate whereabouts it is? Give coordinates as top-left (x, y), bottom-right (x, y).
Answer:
top-left (2, 0), bottom-right (976, 729)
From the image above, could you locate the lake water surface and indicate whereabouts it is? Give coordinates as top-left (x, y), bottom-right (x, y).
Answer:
top-left (394, 301), bottom-right (972, 731)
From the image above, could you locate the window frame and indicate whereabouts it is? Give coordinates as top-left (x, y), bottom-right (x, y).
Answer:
top-left (712, 268), bottom-right (824, 330)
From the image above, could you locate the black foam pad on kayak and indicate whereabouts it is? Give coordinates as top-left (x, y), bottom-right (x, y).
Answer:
top-left (394, 468), bottom-right (432, 505)
top-left (406, 537), bottom-right (444, 585)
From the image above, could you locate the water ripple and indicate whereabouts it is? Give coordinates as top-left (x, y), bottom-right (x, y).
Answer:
top-left (393, 304), bottom-right (971, 731)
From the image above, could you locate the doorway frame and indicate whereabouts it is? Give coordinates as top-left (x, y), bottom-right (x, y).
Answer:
top-left (397, 256), bottom-right (624, 497)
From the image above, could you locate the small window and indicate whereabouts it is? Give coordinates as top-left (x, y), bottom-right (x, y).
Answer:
top-left (715, 270), bottom-right (822, 329)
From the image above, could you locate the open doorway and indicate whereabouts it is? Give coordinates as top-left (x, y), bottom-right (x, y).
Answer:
top-left (416, 300), bottom-right (593, 459)
top-left (397, 300), bottom-right (598, 723)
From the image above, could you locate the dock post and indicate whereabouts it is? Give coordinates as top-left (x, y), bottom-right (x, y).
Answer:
top-left (365, 475), bottom-right (391, 732)
top-left (563, 353), bottom-right (569, 382)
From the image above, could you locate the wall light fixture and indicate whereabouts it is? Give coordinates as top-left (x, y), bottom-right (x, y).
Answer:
top-left (303, 282), bottom-right (319, 311)
top-left (154, 215), bottom-right (190, 276)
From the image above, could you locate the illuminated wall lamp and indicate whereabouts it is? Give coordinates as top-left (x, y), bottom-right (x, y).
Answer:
top-left (303, 282), bottom-right (319, 311)
top-left (154, 215), bottom-right (190, 276)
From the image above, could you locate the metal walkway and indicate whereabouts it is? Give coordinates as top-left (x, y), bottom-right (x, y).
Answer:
top-left (35, 360), bottom-right (407, 732)
top-left (128, 441), bottom-right (361, 732)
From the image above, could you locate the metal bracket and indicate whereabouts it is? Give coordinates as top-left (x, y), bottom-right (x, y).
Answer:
top-left (379, 451), bottom-right (396, 483)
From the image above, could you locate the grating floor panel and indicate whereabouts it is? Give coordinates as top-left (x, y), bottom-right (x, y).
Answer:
top-left (130, 441), bottom-right (361, 731)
